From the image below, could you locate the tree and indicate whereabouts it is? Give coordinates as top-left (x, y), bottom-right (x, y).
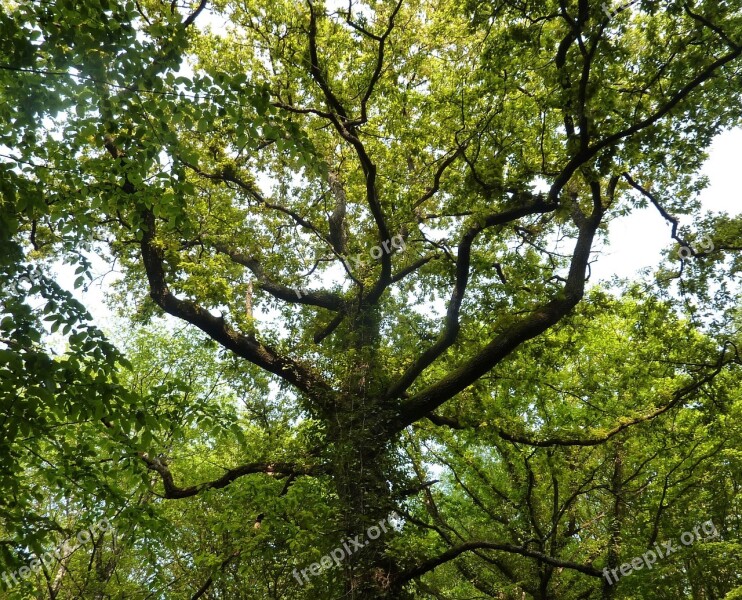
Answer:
top-left (1, 0), bottom-right (741, 598)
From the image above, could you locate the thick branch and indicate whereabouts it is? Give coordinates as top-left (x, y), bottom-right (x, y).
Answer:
top-left (212, 243), bottom-right (344, 311)
top-left (389, 193), bottom-right (602, 433)
top-left (386, 198), bottom-right (559, 399)
top-left (683, 4), bottom-right (741, 51)
top-left (140, 453), bottom-right (324, 500)
top-left (182, 0), bottom-right (208, 28)
top-left (139, 208), bottom-right (336, 403)
top-left (395, 540), bottom-right (601, 586)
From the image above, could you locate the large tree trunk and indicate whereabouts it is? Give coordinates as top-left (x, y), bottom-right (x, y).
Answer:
top-left (322, 308), bottom-right (408, 599)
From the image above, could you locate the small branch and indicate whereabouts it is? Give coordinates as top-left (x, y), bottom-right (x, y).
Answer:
top-left (391, 255), bottom-right (435, 284)
top-left (413, 147), bottom-right (466, 209)
top-left (622, 173), bottom-right (693, 253)
top-left (190, 549), bottom-right (241, 599)
top-left (398, 480), bottom-right (440, 498)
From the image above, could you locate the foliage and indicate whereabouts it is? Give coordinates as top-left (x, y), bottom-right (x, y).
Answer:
top-left (1, 0), bottom-right (741, 598)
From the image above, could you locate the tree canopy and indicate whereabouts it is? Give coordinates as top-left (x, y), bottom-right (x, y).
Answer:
top-left (0, 0), bottom-right (741, 598)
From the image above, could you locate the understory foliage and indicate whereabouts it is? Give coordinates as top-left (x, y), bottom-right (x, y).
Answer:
top-left (0, 0), bottom-right (741, 598)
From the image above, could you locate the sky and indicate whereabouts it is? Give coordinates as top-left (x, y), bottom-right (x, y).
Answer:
top-left (592, 127), bottom-right (742, 282)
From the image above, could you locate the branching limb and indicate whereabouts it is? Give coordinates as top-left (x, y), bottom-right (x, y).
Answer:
top-left (306, 0), bottom-right (351, 120)
top-left (389, 188), bottom-right (602, 433)
top-left (140, 453), bottom-right (325, 499)
top-left (394, 540), bottom-right (602, 586)
top-left (425, 347), bottom-right (738, 446)
top-left (139, 208), bottom-right (336, 403)
top-left (304, 3), bottom-right (393, 303)
top-left (386, 197), bottom-right (560, 401)
top-left (358, 0), bottom-right (404, 124)
top-left (683, 4), bottom-right (741, 51)
top-left (549, 43), bottom-right (742, 204)
top-left (212, 243), bottom-right (345, 311)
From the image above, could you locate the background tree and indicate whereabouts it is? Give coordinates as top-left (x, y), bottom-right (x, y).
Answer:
top-left (1, 0), bottom-right (741, 598)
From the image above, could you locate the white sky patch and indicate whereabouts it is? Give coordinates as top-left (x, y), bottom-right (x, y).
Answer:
top-left (193, 4), bottom-right (232, 37)
top-left (326, 0), bottom-right (374, 20)
top-left (592, 127), bottom-right (742, 282)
